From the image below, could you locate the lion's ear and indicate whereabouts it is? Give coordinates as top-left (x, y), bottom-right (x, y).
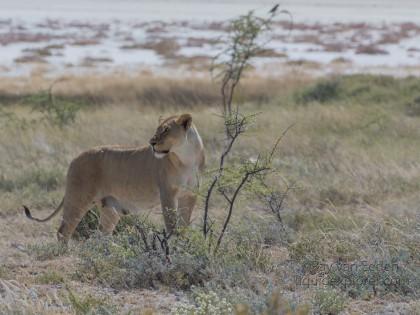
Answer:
top-left (176, 113), bottom-right (192, 130)
top-left (158, 115), bottom-right (164, 124)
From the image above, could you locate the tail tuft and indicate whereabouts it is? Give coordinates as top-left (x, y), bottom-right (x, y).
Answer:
top-left (23, 205), bottom-right (32, 219)
top-left (22, 198), bottom-right (64, 222)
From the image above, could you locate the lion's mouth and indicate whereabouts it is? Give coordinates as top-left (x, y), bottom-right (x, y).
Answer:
top-left (151, 146), bottom-right (169, 155)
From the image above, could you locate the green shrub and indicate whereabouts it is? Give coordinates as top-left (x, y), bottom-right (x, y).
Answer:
top-left (174, 290), bottom-right (233, 315)
top-left (296, 79), bottom-right (341, 104)
top-left (74, 214), bottom-right (288, 298)
top-left (75, 226), bottom-right (211, 290)
top-left (24, 90), bottom-right (85, 127)
top-left (213, 290), bottom-right (310, 315)
top-left (294, 75), bottom-right (420, 106)
top-left (313, 288), bottom-right (346, 315)
top-left (67, 287), bottom-right (118, 315)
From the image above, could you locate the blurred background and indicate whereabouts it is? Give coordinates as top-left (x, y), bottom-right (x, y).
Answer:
top-left (1, 0), bottom-right (420, 78)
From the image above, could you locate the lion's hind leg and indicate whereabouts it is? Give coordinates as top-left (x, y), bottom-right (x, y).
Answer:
top-left (57, 199), bottom-right (92, 243)
top-left (99, 196), bottom-right (125, 235)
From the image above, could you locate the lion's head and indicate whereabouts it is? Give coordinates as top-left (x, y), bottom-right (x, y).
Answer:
top-left (149, 113), bottom-right (193, 158)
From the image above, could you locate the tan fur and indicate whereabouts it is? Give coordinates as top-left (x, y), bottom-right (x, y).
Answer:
top-left (24, 114), bottom-right (205, 243)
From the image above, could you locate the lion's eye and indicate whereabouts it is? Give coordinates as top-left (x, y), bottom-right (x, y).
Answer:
top-left (162, 126), bottom-right (169, 133)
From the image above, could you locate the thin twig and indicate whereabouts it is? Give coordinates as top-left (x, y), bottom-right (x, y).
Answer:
top-left (269, 123), bottom-right (295, 162)
top-left (214, 164), bottom-right (270, 253)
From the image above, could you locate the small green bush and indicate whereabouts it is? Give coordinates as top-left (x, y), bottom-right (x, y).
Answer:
top-left (313, 288), bottom-right (346, 315)
top-left (2, 88), bottom-right (86, 130)
top-left (75, 226), bottom-right (211, 290)
top-left (67, 287), bottom-right (118, 315)
top-left (294, 74), bottom-right (420, 107)
top-left (24, 90), bottom-right (85, 127)
top-left (174, 290), bottom-right (233, 315)
top-left (217, 290), bottom-right (310, 315)
top-left (74, 214), bottom-right (289, 300)
top-left (296, 80), bottom-right (341, 104)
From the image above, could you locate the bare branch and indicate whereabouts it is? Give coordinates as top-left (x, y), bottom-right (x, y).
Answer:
top-left (218, 187), bottom-right (232, 204)
top-left (203, 112), bottom-right (254, 237)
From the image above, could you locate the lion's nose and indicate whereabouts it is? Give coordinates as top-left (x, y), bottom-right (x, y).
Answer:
top-left (149, 138), bottom-right (157, 146)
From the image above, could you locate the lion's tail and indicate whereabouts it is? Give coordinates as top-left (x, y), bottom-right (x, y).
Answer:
top-left (24, 198), bottom-right (64, 222)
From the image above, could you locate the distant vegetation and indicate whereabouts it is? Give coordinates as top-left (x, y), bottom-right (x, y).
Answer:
top-left (295, 75), bottom-right (420, 108)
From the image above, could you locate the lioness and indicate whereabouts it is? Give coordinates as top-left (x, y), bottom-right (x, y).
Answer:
top-left (24, 113), bottom-right (205, 243)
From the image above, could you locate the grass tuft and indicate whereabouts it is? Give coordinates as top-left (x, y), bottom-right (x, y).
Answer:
top-left (27, 242), bottom-right (68, 261)
top-left (313, 288), bottom-right (346, 315)
top-left (35, 270), bottom-right (65, 285)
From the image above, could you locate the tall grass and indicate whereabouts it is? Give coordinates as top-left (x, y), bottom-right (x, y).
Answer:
top-left (0, 72), bottom-right (310, 107)
top-left (1, 73), bottom-right (419, 314)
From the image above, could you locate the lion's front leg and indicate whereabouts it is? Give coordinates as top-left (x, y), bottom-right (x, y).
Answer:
top-left (159, 185), bottom-right (179, 235)
top-left (177, 191), bottom-right (196, 227)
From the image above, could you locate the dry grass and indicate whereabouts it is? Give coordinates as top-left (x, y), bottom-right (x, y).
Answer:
top-left (0, 73), bottom-right (419, 314)
top-left (0, 71), bottom-right (311, 107)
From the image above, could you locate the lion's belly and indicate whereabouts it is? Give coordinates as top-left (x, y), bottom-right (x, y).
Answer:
top-left (100, 179), bottom-right (160, 211)
top-left (97, 158), bottom-right (161, 212)
top-left (117, 187), bottom-right (160, 211)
